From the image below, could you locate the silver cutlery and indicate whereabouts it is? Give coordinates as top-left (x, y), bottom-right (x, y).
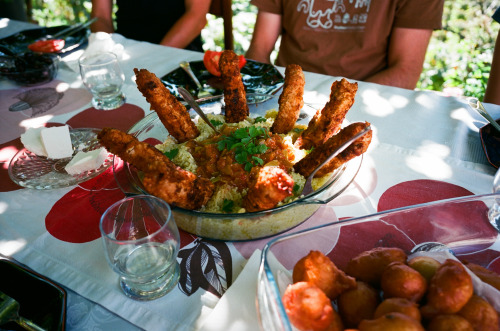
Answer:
top-left (179, 61), bottom-right (212, 98)
top-left (177, 87), bottom-right (220, 134)
top-left (467, 97), bottom-right (500, 133)
top-left (301, 125), bottom-right (372, 197)
top-left (0, 291), bottom-right (46, 331)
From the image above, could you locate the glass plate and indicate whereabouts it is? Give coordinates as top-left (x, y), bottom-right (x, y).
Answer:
top-left (0, 25), bottom-right (90, 55)
top-left (8, 128), bottom-right (113, 190)
top-left (161, 59), bottom-right (285, 100)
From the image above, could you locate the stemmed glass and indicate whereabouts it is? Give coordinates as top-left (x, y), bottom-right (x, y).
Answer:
top-left (79, 52), bottom-right (125, 110)
top-left (100, 195), bottom-right (180, 301)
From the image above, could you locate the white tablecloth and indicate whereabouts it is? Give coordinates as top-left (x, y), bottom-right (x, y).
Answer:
top-left (1, 17), bottom-right (500, 331)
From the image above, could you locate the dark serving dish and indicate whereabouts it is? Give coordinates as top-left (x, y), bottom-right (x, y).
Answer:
top-left (257, 192), bottom-right (500, 331)
top-left (480, 119), bottom-right (500, 168)
top-left (0, 258), bottom-right (66, 330)
top-left (161, 59), bottom-right (284, 100)
top-left (0, 52), bottom-right (59, 85)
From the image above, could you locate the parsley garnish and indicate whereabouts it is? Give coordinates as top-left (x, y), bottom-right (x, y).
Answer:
top-left (254, 116), bottom-right (266, 123)
top-left (210, 119), bottom-right (223, 127)
top-left (217, 126), bottom-right (269, 171)
top-left (293, 128), bottom-right (304, 133)
top-left (164, 148), bottom-right (179, 160)
top-left (222, 199), bottom-right (234, 212)
top-left (293, 183), bottom-right (300, 193)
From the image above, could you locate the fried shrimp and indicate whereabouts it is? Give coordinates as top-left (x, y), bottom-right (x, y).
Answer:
top-left (296, 78), bottom-right (357, 150)
top-left (294, 121), bottom-right (372, 178)
top-left (134, 68), bottom-right (199, 143)
top-left (271, 64), bottom-right (305, 134)
top-left (243, 166), bottom-right (294, 212)
top-left (219, 50), bottom-right (249, 123)
top-left (98, 127), bottom-right (214, 210)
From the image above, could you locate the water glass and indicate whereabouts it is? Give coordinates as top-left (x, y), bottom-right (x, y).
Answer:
top-left (488, 167), bottom-right (500, 231)
top-left (100, 195), bottom-right (180, 301)
top-left (79, 52), bottom-right (125, 110)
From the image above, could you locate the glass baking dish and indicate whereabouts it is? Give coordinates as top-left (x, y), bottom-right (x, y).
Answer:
top-left (256, 192), bottom-right (500, 330)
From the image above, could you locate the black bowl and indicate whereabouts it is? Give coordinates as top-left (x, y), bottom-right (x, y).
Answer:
top-left (479, 119), bottom-right (500, 168)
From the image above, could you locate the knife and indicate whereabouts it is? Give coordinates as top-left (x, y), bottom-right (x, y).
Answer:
top-left (177, 87), bottom-right (220, 134)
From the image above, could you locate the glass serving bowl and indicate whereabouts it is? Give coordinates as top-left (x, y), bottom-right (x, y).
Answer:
top-left (115, 94), bottom-right (363, 241)
top-left (256, 192), bottom-right (500, 331)
top-left (0, 52), bottom-right (59, 86)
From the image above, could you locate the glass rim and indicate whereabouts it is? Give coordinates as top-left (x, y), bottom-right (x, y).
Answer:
top-left (79, 52), bottom-right (119, 66)
top-left (99, 194), bottom-right (173, 243)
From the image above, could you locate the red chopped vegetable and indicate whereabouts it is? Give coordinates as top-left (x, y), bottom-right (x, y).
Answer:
top-left (28, 39), bottom-right (65, 53)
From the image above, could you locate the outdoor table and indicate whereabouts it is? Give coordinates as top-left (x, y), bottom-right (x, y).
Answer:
top-left (1, 17), bottom-right (499, 331)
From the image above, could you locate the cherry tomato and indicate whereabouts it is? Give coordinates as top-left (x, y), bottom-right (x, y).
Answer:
top-left (28, 39), bottom-right (66, 53)
top-left (203, 50), bottom-right (246, 77)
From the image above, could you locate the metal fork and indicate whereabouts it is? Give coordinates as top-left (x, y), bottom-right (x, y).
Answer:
top-left (179, 61), bottom-right (212, 98)
top-left (0, 291), bottom-right (46, 331)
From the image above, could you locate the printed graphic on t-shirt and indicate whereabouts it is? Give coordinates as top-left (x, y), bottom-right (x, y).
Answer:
top-left (297, 0), bottom-right (371, 31)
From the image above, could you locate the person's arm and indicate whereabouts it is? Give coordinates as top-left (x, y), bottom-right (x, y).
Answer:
top-left (484, 30), bottom-right (500, 105)
top-left (159, 0), bottom-right (210, 49)
top-left (246, 10), bottom-right (282, 63)
top-left (364, 27), bottom-right (433, 90)
top-left (90, 0), bottom-right (114, 33)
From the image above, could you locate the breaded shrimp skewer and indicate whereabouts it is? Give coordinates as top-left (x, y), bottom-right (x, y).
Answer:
top-left (244, 166), bottom-right (294, 212)
top-left (271, 64), bottom-right (305, 134)
top-left (296, 78), bottom-right (357, 150)
top-left (98, 127), bottom-right (214, 210)
top-left (294, 122), bottom-right (372, 178)
top-left (219, 50), bottom-right (249, 123)
top-left (134, 68), bottom-right (199, 143)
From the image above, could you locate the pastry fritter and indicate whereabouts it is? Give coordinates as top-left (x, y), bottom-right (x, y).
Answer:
top-left (271, 64), bottom-right (305, 134)
top-left (292, 250), bottom-right (356, 300)
top-left (345, 247), bottom-right (407, 286)
top-left (427, 314), bottom-right (474, 331)
top-left (408, 255), bottom-right (441, 283)
top-left (374, 298), bottom-right (421, 322)
top-left (462, 260), bottom-right (500, 291)
top-left (296, 78), bottom-right (357, 150)
top-left (283, 281), bottom-right (343, 331)
top-left (380, 261), bottom-right (427, 302)
top-left (294, 121), bottom-right (372, 178)
top-left (358, 312), bottom-right (424, 331)
top-left (337, 281), bottom-right (380, 328)
top-left (134, 68), bottom-right (199, 143)
top-left (421, 259), bottom-right (473, 317)
top-left (458, 294), bottom-right (499, 331)
top-left (219, 50), bottom-right (248, 123)
top-left (98, 127), bottom-right (214, 210)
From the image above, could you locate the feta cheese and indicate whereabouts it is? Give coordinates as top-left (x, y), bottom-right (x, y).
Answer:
top-left (40, 126), bottom-right (74, 159)
top-left (65, 147), bottom-right (108, 175)
top-left (20, 127), bottom-right (47, 157)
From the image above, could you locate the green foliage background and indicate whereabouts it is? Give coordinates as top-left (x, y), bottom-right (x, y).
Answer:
top-left (29, 0), bottom-right (500, 99)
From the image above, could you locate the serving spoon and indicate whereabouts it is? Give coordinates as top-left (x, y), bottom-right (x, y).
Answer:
top-left (177, 87), bottom-right (220, 134)
top-left (301, 125), bottom-right (372, 197)
top-left (179, 61), bottom-right (212, 98)
top-left (467, 97), bottom-right (500, 133)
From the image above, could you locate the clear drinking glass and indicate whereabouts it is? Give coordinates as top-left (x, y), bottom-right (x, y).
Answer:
top-left (79, 52), bottom-right (125, 110)
top-left (488, 167), bottom-right (500, 231)
top-left (100, 195), bottom-right (180, 301)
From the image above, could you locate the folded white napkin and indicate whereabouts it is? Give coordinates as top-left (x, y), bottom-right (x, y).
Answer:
top-left (199, 249), bottom-right (262, 331)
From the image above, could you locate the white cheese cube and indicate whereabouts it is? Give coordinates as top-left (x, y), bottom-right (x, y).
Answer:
top-left (65, 147), bottom-right (108, 175)
top-left (20, 127), bottom-right (47, 157)
top-left (40, 126), bottom-right (74, 159)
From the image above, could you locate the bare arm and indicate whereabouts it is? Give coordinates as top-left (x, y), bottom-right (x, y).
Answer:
top-left (365, 27), bottom-right (433, 90)
top-left (90, 0), bottom-right (114, 33)
top-left (484, 30), bottom-right (500, 105)
top-left (159, 0), bottom-right (210, 49)
top-left (246, 11), bottom-right (282, 63)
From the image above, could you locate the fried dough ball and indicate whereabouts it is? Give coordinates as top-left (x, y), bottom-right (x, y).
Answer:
top-left (408, 255), bottom-right (441, 283)
top-left (337, 281), bottom-right (380, 328)
top-left (420, 259), bottom-right (473, 318)
top-left (345, 247), bottom-right (407, 286)
top-left (427, 314), bottom-right (474, 331)
top-left (282, 282), bottom-right (343, 331)
top-left (293, 250), bottom-right (356, 300)
top-left (374, 298), bottom-right (421, 322)
top-left (380, 261), bottom-right (427, 302)
top-left (358, 312), bottom-right (424, 331)
top-left (458, 294), bottom-right (499, 331)
top-left (462, 260), bottom-right (500, 291)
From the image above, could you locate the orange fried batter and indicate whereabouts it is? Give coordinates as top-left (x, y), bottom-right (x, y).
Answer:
top-left (294, 121), bottom-right (372, 178)
top-left (462, 260), bottom-right (500, 291)
top-left (98, 127), bottom-right (214, 210)
top-left (134, 68), bottom-right (199, 143)
top-left (296, 78), bottom-right (357, 150)
top-left (243, 166), bottom-right (294, 212)
top-left (380, 261), bottom-right (427, 302)
top-left (219, 50), bottom-right (249, 123)
top-left (337, 281), bottom-right (380, 328)
top-left (271, 64), bottom-right (305, 134)
top-left (458, 294), bottom-right (499, 331)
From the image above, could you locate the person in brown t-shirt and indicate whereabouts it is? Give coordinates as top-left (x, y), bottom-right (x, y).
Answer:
top-left (246, 0), bottom-right (444, 89)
